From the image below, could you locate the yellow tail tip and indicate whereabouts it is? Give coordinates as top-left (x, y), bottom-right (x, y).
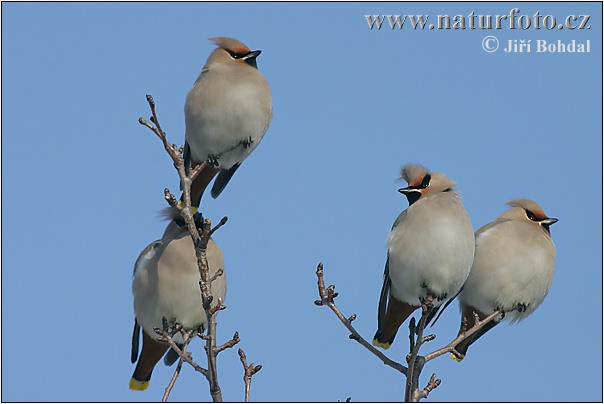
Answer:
top-left (176, 201), bottom-right (198, 215)
top-left (372, 339), bottom-right (391, 350)
top-left (450, 352), bottom-right (464, 362)
top-left (129, 378), bottom-right (149, 391)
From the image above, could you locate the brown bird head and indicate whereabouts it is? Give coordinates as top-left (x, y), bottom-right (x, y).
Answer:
top-left (500, 198), bottom-right (559, 235)
top-left (208, 37), bottom-right (262, 69)
top-left (398, 163), bottom-right (457, 205)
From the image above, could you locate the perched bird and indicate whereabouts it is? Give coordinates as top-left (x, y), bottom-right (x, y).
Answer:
top-left (452, 199), bottom-right (557, 361)
top-left (130, 208), bottom-right (227, 391)
top-left (184, 37), bottom-right (272, 207)
top-left (373, 164), bottom-right (475, 349)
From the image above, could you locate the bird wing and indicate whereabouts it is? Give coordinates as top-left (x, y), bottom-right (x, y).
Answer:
top-left (376, 255), bottom-right (392, 332)
top-left (183, 141), bottom-right (192, 179)
top-left (391, 209), bottom-right (408, 231)
top-left (133, 240), bottom-right (162, 276)
top-left (427, 287), bottom-right (463, 327)
top-left (131, 319), bottom-right (141, 364)
top-left (211, 163), bottom-right (241, 198)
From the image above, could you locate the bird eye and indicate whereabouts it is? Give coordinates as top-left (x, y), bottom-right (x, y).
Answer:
top-left (418, 174), bottom-right (431, 189)
top-left (227, 50), bottom-right (246, 59)
top-left (525, 210), bottom-right (538, 221)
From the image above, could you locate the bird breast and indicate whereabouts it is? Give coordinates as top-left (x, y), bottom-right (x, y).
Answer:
top-left (185, 66), bottom-right (272, 169)
top-left (461, 221), bottom-right (555, 323)
top-left (387, 193), bottom-right (475, 305)
top-left (132, 235), bottom-right (226, 342)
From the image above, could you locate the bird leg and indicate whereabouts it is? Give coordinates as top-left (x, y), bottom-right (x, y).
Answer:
top-left (242, 136), bottom-right (254, 149)
top-left (207, 154), bottom-right (220, 167)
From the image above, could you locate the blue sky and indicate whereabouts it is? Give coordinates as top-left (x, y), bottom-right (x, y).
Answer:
top-left (2, 2), bottom-right (602, 402)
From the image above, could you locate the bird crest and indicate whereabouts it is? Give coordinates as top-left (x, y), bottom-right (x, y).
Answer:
top-left (506, 199), bottom-right (548, 220)
top-left (210, 37), bottom-right (251, 54)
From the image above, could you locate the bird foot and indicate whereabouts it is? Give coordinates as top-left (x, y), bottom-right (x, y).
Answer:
top-left (242, 136), bottom-right (254, 149)
top-left (193, 212), bottom-right (205, 229)
top-left (207, 155), bottom-right (220, 167)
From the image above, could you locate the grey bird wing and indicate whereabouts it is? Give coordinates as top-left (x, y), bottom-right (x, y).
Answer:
top-left (391, 209), bottom-right (408, 231)
top-left (131, 240), bottom-right (163, 363)
top-left (164, 347), bottom-right (183, 366)
top-left (211, 163), bottom-right (241, 198)
top-left (133, 240), bottom-right (163, 276)
top-left (376, 210), bottom-right (407, 329)
top-left (376, 255), bottom-right (392, 331)
top-left (475, 217), bottom-right (510, 238)
top-left (427, 287), bottom-right (463, 327)
top-left (131, 319), bottom-right (141, 364)
top-left (183, 142), bottom-right (192, 179)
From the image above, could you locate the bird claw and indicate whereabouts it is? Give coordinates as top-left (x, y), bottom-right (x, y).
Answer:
top-left (193, 212), bottom-right (205, 228)
top-left (242, 136), bottom-right (254, 149)
top-left (207, 155), bottom-right (220, 167)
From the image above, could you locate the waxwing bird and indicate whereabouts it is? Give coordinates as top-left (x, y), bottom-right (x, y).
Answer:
top-left (373, 164), bottom-right (475, 349)
top-left (130, 208), bottom-right (227, 391)
top-left (452, 199), bottom-right (557, 361)
top-left (184, 37), bottom-right (272, 207)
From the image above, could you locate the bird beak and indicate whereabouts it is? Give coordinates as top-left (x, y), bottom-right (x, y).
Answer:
top-left (244, 50), bottom-right (262, 60)
top-left (398, 187), bottom-right (421, 205)
top-left (542, 217), bottom-right (559, 225)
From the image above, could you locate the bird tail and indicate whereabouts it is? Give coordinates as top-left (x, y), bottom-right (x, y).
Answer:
top-left (372, 331), bottom-right (394, 349)
top-left (373, 298), bottom-right (418, 349)
top-left (129, 376), bottom-right (151, 391)
top-left (451, 305), bottom-right (499, 362)
top-left (130, 332), bottom-right (169, 391)
top-left (211, 163), bottom-right (241, 198)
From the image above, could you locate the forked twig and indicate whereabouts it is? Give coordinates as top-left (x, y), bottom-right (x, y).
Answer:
top-left (314, 260), bottom-right (506, 402)
top-left (314, 262), bottom-right (407, 375)
top-left (139, 95), bottom-right (243, 402)
top-left (162, 330), bottom-right (196, 402)
top-left (423, 309), bottom-right (503, 362)
top-left (238, 348), bottom-right (263, 402)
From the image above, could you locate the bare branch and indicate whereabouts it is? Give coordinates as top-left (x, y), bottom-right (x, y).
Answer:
top-left (155, 327), bottom-right (210, 379)
top-left (162, 332), bottom-right (195, 402)
top-left (238, 348), bottom-right (262, 402)
top-left (314, 262), bottom-right (408, 375)
top-left (423, 309), bottom-right (503, 362)
top-left (405, 298), bottom-right (434, 402)
top-left (209, 269), bottom-right (225, 285)
top-left (209, 216), bottom-right (229, 238)
top-left (140, 95), bottom-right (231, 402)
top-left (215, 331), bottom-right (240, 355)
top-left (413, 373), bottom-right (441, 401)
top-left (404, 304), bottom-right (504, 402)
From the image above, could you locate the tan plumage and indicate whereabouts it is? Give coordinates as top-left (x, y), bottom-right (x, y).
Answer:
top-left (373, 164), bottom-right (475, 349)
top-left (130, 209), bottom-right (226, 390)
top-left (452, 198), bottom-right (557, 361)
top-left (184, 37), bottom-right (272, 205)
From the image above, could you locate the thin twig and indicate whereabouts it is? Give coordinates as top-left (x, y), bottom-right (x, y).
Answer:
top-left (314, 262), bottom-right (408, 375)
top-left (215, 332), bottom-right (241, 355)
top-left (162, 332), bottom-right (194, 402)
top-left (414, 373), bottom-right (441, 401)
top-left (209, 269), bottom-right (225, 285)
top-left (423, 309), bottom-right (503, 362)
top-left (140, 95), bottom-right (227, 402)
top-left (238, 348), bottom-right (263, 402)
top-left (405, 297), bottom-right (433, 402)
top-left (405, 305), bottom-right (504, 402)
top-left (155, 327), bottom-right (210, 379)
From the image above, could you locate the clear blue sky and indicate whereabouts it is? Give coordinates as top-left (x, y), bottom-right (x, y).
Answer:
top-left (2, 2), bottom-right (602, 402)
